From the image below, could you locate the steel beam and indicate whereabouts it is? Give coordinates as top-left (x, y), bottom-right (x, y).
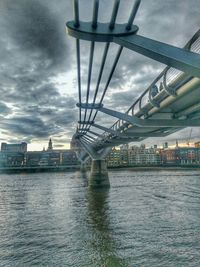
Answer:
top-left (92, 123), bottom-right (128, 137)
top-left (79, 138), bottom-right (112, 160)
top-left (119, 130), bottom-right (170, 137)
top-left (81, 135), bottom-right (95, 144)
top-left (114, 34), bottom-right (200, 78)
top-left (98, 130), bottom-right (172, 144)
top-left (175, 102), bottom-right (200, 118)
top-left (86, 130), bottom-right (103, 138)
top-left (79, 139), bottom-right (97, 159)
top-left (84, 134), bottom-right (97, 141)
top-left (95, 106), bottom-right (200, 127)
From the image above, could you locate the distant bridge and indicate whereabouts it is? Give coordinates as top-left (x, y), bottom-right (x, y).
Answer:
top-left (66, 0), bottom-right (200, 187)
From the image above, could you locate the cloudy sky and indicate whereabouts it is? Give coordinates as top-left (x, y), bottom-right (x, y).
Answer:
top-left (0, 0), bottom-right (199, 150)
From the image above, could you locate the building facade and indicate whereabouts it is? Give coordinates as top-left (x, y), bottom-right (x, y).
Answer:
top-left (0, 139), bottom-right (79, 168)
top-left (106, 148), bottom-right (121, 167)
top-left (160, 147), bottom-right (200, 165)
top-left (128, 145), bottom-right (161, 165)
top-left (1, 142), bottom-right (27, 153)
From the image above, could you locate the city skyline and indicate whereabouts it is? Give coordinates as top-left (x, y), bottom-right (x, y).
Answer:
top-left (1, 138), bottom-right (200, 169)
top-left (0, 137), bottom-right (199, 152)
top-left (0, 0), bottom-right (199, 150)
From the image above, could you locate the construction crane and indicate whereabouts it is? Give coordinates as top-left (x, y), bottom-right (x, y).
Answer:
top-left (187, 128), bottom-right (193, 147)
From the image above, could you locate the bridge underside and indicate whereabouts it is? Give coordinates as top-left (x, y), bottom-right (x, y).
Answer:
top-left (67, 0), bottom-right (200, 187)
top-left (94, 77), bottom-right (200, 150)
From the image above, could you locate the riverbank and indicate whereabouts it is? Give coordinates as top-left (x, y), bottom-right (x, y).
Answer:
top-left (108, 165), bottom-right (200, 171)
top-left (0, 165), bottom-right (81, 174)
top-left (0, 164), bottom-right (200, 174)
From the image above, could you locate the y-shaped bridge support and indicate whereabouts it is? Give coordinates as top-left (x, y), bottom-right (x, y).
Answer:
top-left (78, 139), bottom-right (111, 188)
top-left (90, 159), bottom-right (109, 188)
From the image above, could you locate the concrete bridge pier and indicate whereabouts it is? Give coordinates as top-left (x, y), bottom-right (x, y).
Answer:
top-left (78, 141), bottom-right (111, 188)
top-left (89, 159), bottom-right (110, 188)
top-left (80, 162), bottom-right (86, 172)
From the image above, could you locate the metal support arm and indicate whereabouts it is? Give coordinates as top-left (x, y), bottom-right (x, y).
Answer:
top-left (79, 139), bottom-right (97, 159)
top-left (92, 123), bottom-right (129, 137)
top-left (114, 34), bottom-right (200, 78)
top-left (87, 130), bottom-right (104, 138)
top-left (93, 122), bottom-right (172, 138)
top-left (94, 106), bottom-right (200, 127)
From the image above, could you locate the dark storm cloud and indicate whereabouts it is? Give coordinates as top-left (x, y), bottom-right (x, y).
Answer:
top-left (1, 0), bottom-right (69, 69)
top-left (7, 101), bottom-right (77, 139)
top-left (2, 83), bottom-right (59, 106)
top-left (0, 0), bottom-right (76, 145)
top-left (1, 116), bottom-right (59, 138)
top-left (0, 0), bottom-right (199, 147)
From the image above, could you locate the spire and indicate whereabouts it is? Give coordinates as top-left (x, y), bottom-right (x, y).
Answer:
top-left (48, 138), bottom-right (53, 150)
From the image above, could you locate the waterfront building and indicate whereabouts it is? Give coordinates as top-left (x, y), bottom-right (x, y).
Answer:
top-left (120, 144), bottom-right (129, 166)
top-left (194, 141), bottom-right (200, 148)
top-left (128, 146), bottom-right (139, 165)
top-left (128, 145), bottom-right (161, 166)
top-left (26, 138), bottom-right (79, 167)
top-left (38, 152), bottom-right (50, 166)
top-left (178, 147), bottom-right (199, 165)
top-left (1, 142), bottom-right (27, 153)
top-left (61, 150), bottom-right (78, 165)
top-left (25, 151), bottom-right (43, 166)
top-left (161, 148), bottom-right (178, 165)
top-left (25, 150), bottom-right (78, 167)
top-left (106, 148), bottom-right (121, 167)
top-left (160, 147), bottom-right (200, 165)
top-left (0, 139), bottom-right (80, 168)
top-left (162, 142), bottom-right (168, 149)
top-left (1, 138), bottom-right (200, 169)
top-left (0, 151), bottom-right (25, 167)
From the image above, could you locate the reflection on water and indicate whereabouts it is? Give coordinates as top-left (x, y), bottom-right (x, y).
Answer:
top-left (87, 188), bottom-right (128, 267)
top-left (74, 169), bottom-right (88, 187)
top-left (0, 170), bottom-right (199, 266)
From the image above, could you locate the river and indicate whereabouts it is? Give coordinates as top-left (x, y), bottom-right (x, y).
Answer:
top-left (0, 170), bottom-right (199, 266)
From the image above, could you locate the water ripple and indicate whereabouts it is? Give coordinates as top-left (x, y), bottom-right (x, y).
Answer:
top-left (0, 170), bottom-right (199, 266)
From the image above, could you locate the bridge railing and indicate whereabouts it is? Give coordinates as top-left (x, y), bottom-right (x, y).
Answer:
top-left (107, 30), bottom-right (200, 138)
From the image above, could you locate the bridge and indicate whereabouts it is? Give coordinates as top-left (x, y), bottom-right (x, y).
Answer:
top-left (66, 0), bottom-right (200, 187)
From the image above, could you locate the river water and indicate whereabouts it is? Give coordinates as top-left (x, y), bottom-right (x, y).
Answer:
top-left (0, 170), bottom-right (199, 267)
